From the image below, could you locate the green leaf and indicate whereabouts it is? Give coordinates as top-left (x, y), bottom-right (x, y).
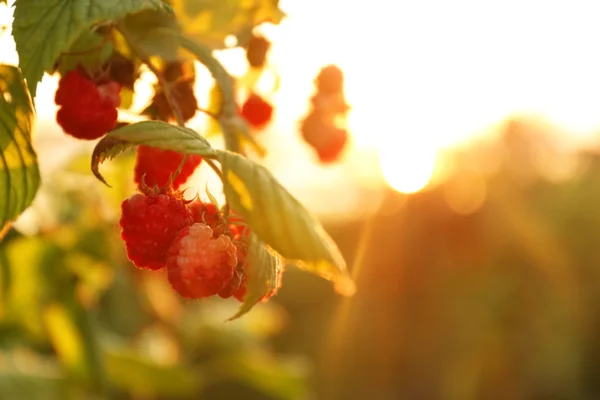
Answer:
top-left (56, 29), bottom-right (114, 75)
top-left (119, 9), bottom-right (184, 61)
top-left (12, 0), bottom-right (167, 98)
top-left (0, 65), bottom-right (40, 232)
top-left (172, 0), bottom-right (285, 50)
top-left (230, 233), bottom-right (282, 320)
top-left (217, 151), bottom-right (355, 295)
top-left (91, 121), bottom-right (217, 186)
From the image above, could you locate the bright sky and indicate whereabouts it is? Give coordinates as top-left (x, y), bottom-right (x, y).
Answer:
top-left (3, 0), bottom-right (600, 221)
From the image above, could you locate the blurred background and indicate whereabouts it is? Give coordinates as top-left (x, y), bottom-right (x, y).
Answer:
top-left (3, 0), bottom-right (600, 399)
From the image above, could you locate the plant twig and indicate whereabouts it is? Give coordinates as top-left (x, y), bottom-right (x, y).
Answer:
top-left (204, 159), bottom-right (223, 180)
top-left (196, 106), bottom-right (220, 121)
top-left (117, 24), bottom-right (186, 126)
top-left (118, 24), bottom-right (225, 184)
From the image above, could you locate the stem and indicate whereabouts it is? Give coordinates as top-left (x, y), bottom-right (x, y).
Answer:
top-left (119, 23), bottom-right (214, 183)
top-left (197, 106), bottom-right (220, 121)
top-left (117, 24), bottom-right (186, 126)
top-left (205, 159), bottom-right (223, 180)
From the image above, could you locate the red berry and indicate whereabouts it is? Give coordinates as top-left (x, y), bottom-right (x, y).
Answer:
top-left (167, 223), bottom-right (238, 298)
top-left (55, 69), bottom-right (121, 140)
top-left (189, 199), bottom-right (225, 231)
top-left (315, 65), bottom-right (344, 95)
top-left (300, 113), bottom-right (348, 163)
top-left (119, 191), bottom-right (193, 270)
top-left (134, 146), bottom-right (202, 190)
top-left (240, 93), bottom-right (273, 129)
top-left (245, 35), bottom-right (271, 68)
top-left (315, 127), bottom-right (349, 163)
top-left (310, 92), bottom-right (350, 115)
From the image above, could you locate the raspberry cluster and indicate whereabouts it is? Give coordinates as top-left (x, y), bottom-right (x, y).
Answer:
top-left (119, 186), bottom-right (278, 303)
top-left (55, 69), bottom-right (121, 140)
top-left (300, 65), bottom-right (350, 163)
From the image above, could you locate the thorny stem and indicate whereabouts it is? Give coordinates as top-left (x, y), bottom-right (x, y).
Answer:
top-left (117, 23), bottom-right (224, 183)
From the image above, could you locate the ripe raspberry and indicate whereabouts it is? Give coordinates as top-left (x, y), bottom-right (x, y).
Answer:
top-left (300, 112), bottom-right (348, 164)
top-left (240, 93), bottom-right (273, 129)
top-left (310, 92), bottom-right (350, 115)
top-left (119, 191), bottom-right (193, 270)
top-left (245, 35), bottom-right (271, 68)
top-left (189, 200), bottom-right (222, 228)
top-left (134, 146), bottom-right (202, 190)
top-left (315, 127), bottom-right (349, 164)
top-left (315, 65), bottom-right (344, 95)
top-left (55, 69), bottom-right (121, 140)
top-left (167, 223), bottom-right (238, 298)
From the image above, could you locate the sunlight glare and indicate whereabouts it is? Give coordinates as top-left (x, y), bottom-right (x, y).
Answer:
top-left (378, 140), bottom-right (437, 194)
top-left (276, 0), bottom-right (600, 194)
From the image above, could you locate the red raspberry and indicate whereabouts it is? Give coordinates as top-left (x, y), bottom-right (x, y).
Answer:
top-left (119, 190), bottom-right (193, 270)
top-left (315, 127), bottom-right (349, 164)
top-left (245, 35), bottom-right (271, 68)
top-left (300, 113), bottom-right (348, 164)
top-left (315, 65), bottom-right (344, 95)
top-left (134, 146), bottom-right (202, 190)
top-left (240, 93), bottom-right (273, 129)
top-left (167, 223), bottom-right (238, 298)
top-left (55, 69), bottom-right (121, 140)
top-left (310, 92), bottom-right (350, 115)
top-left (189, 200), bottom-right (222, 228)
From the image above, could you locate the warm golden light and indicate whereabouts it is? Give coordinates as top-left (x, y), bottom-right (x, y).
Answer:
top-left (378, 141), bottom-right (437, 194)
top-left (270, 0), bottom-right (600, 195)
top-left (3, 0), bottom-right (600, 214)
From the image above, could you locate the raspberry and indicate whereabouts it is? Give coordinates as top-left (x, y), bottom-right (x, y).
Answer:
top-left (189, 200), bottom-right (222, 228)
top-left (300, 113), bottom-right (348, 164)
top-left (240, 93), bottom-right (273, 129)
top-left (134, 146), bottom-right (202, 190)
top-left (55, 69), bottom-right (121, 140)
top-left (310, 92), bottom-right (350, 115)
top-left (315, 65), bottom-right (344, 95)
top-left (153, 79), bottom-right (198, 122)
top-left (119, 190), bottom-right (193, 270)
top-left (166, 223), bottom-right (238, 298)
top-left (245, 35), bottom-right (271, 68)
top-left (315, 127), bottom-right (349, 163)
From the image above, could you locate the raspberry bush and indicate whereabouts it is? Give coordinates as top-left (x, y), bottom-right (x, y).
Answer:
top-left (1, 0), bottom-right (355, 323)
top-left (0, 0), bottom-right (357, 398)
